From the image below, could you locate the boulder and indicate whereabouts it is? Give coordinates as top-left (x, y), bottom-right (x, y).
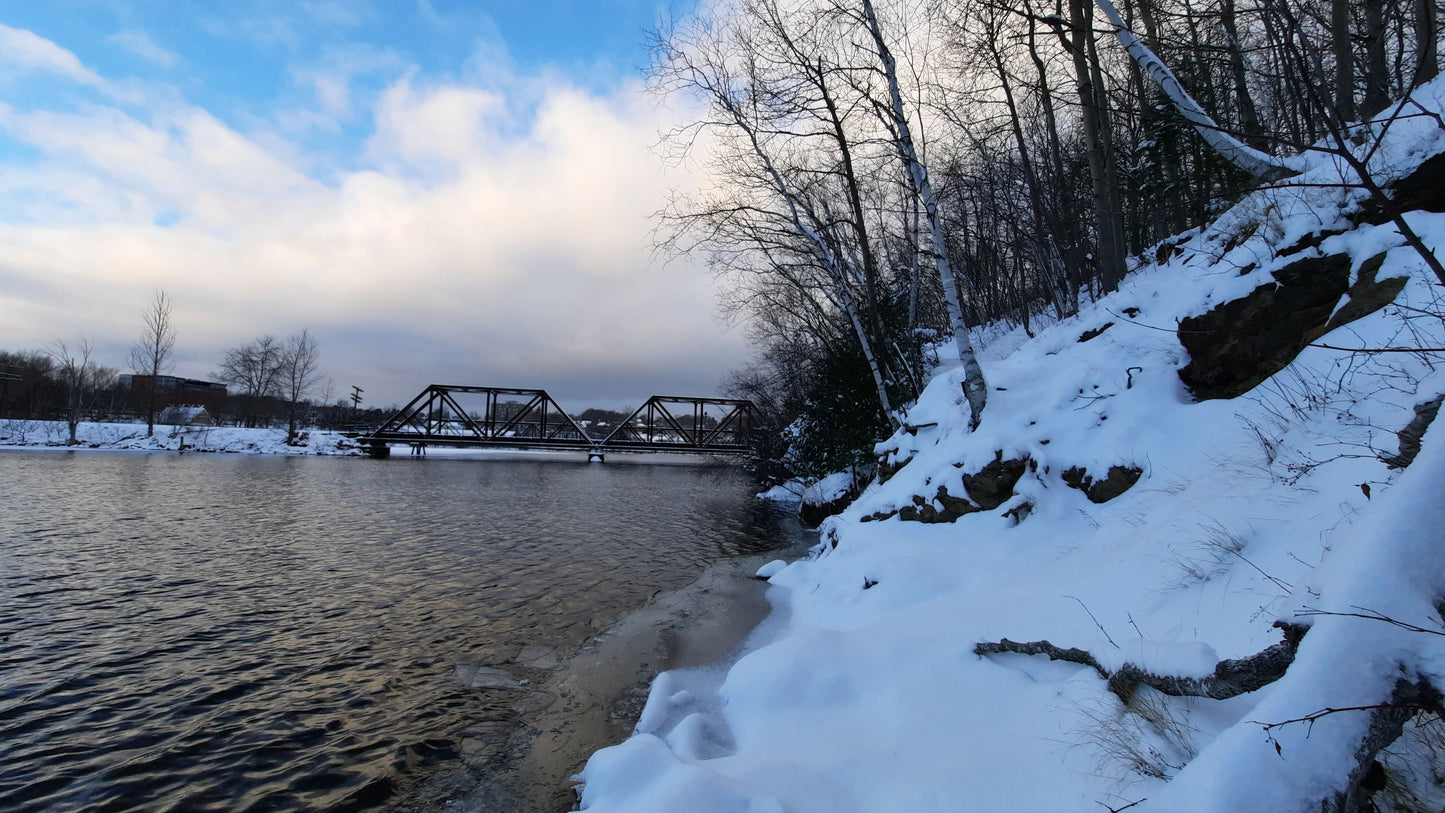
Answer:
top-left (1177, 253), bottom-right (1350, 400)
top-left (961, 454), bottom-right (1029, 510)
top-left (1062, 465), bottom-right (1143, 503)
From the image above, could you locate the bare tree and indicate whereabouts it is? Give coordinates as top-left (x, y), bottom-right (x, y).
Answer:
top-left (216, 335), bottom-right (282, 427)
top-left (50, 338), bottom-right (97, 445)
top-left (277, 329), bottom-right (323, 443)
top-left (127, 289), bottom-right (177, 437)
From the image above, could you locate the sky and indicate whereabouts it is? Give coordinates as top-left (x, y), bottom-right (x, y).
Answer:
top-left (0, 0), bottom-right (745, 412)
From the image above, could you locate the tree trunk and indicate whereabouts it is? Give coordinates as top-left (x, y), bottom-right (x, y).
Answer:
top-left (1416, 0), bottom-right (1439, 86)
top-left (1221, 0), bottom-right (1263, 144)
top-left (1334, 0), bottom-right (1356, 120)
top-left (861, 0), bottom-right (989, 428)
top-left (1070, 0), bottom-right (1128, 292)
top-left (1360, 0), bottom-right (1390, 117)
top-left (989, 30), bottom-right (1074, 317)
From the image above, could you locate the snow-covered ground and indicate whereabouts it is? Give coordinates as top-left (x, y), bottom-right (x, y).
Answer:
top-left (0, 420), bottom-right (365, 456)
top-left (575, 85), bottom-right (1445, 811)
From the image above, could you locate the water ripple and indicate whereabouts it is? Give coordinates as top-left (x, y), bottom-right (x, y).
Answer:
top-left (0, 451), bottom-right (801, 810)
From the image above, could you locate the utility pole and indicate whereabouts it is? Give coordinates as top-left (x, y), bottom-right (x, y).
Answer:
top-left (349, 385), bottom-right (363, 422)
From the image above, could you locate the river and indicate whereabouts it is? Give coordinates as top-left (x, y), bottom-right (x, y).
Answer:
top-left (0, 449), bottom-right (806, 811)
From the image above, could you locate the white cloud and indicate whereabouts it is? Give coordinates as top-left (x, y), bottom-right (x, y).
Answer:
top-left (109, 29), bottom-right (179, 68)
top-left (0, 23), bottom-right (105, 87)
top-left (0, 52), bottom-right (745, 406)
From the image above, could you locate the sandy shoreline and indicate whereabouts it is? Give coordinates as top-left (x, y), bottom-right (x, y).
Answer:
top-left (392, 542), bottom-right (806, 812)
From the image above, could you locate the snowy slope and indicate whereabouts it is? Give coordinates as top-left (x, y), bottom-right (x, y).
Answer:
top-left (576, 84), bottom-right (1445, 811)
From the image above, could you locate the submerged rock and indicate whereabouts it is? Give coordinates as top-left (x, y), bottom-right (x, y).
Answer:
top-left (455, 664), bottom-right (527, 691)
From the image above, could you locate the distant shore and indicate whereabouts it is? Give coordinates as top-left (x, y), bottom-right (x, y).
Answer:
top-left (0, 420), bottom-right (365, 456)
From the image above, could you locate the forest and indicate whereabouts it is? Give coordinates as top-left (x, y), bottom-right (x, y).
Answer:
top-left (660, 0), bottom-right (1443, 474)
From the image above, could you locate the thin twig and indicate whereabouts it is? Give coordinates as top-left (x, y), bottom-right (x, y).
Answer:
top-left (1307, 342), bottom-right (1445, 353)
top-left (1066, 595), bottom-right (1120, 649)
top-left (1294, 606), bottom-right (1445, 637)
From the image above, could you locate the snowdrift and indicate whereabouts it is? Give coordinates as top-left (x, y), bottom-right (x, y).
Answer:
top-left (576, 84), bottom-right (1445, 811)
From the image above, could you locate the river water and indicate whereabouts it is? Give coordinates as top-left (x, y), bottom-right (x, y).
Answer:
top-left (0, 450), bottom-right (804, 811)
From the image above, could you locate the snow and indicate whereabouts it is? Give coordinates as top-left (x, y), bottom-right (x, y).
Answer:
top-left (800, 471), bottom-right (852, 506)
top-left (753, 560), bottom-right (787, 580)
top-left (0, 420), bottom-right (364, 455)
top-left (577, 78), bottom-right (1445, 812)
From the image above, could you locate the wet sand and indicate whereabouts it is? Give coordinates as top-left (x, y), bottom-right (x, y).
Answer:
top-left (392, 547), bottom-right (798, 812)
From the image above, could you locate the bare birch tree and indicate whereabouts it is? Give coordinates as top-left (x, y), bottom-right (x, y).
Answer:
top-left (858, 0), bottom-right (990, 428)
top-left (1091, 0), bottom-right (1304, 180)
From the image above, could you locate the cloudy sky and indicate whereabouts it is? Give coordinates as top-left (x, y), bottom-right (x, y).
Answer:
top-left (0, 0), bottom-right (746, 411)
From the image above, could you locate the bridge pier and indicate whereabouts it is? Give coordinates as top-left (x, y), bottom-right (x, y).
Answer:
top-left (363, 441), bottom-right (390, 459)
top-left (587, 450), bottom-right (605, 463)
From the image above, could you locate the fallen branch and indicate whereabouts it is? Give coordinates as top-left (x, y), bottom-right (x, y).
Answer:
top-left (973, 638), bottom-right (1108, 680)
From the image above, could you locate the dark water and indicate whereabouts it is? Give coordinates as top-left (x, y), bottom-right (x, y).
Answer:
top-left (0, 450), bottom-right (801, 811)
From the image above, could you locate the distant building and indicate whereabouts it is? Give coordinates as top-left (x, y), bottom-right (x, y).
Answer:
top-left (122, 375), bottom-right (228, 416)
top-left (157, 405), bottom-right (214, 426)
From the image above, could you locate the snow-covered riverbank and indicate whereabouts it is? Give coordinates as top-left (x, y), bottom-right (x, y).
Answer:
top-left (574, 83), bottom-right (1445, 812)
top-left (0, 420), bottom-right (365, 456)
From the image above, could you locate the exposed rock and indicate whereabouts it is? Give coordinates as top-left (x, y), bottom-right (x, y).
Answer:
top-left (898, 485), bottom-right (980, 524)
top-left (1177, 253), bottom-right (1351, 400)
top-left (961, 454), bottom-right (1029, 510)
top-left (1078, 322), bottom-right (1114, 343)
top-left (1062, 465), bottom-right (1143, 503)
top-left (1277, 228), bottom-right (1345, 258)
top-left (1323, 252), bottom-right (1407, 334)
top-left (1383, 392), bottom-right (1444, 469)
top-left (1178, 250), bottom-right (1408, 401)
top-left (800, 473), bottom-right (856, 527)
top-left (1360, 149), bottom-right (1445, 224)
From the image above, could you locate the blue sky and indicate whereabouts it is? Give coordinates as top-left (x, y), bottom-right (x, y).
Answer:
top-left (0, 1), bottom-right (739, 410)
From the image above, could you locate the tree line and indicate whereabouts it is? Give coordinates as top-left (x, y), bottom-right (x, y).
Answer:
top-left (660, 0), bottom-right (1442, 479)
top-left (1, 290), bottom-right (347, 444)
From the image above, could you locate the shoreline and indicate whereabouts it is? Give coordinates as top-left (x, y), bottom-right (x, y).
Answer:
top-left (394, 543), bottom-right (806, 812)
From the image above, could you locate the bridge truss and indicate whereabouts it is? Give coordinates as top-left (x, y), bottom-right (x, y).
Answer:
top-left (361, 386), bottom-right (759, 459)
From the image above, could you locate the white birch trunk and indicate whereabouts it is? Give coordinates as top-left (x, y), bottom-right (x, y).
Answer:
top-left (861, 0), bottom-right (988, 429)
top-left (1092, 0), bottom-right (1304, 180)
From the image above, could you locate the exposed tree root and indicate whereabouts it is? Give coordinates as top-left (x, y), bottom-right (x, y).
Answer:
top-left (973, 621), bottom-right (1308, 703)
top-left (976, 622), bottom-right (1445, 813)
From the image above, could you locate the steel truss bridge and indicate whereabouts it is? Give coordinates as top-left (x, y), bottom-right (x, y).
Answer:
top-left (359, 385), bottom-right (760, 461)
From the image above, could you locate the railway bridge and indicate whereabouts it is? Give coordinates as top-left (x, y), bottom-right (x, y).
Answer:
top-left (358, 385), bottom-right (760, 461)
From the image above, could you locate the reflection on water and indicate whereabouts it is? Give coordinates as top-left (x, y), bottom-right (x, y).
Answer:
top-left (0, 450), bottom-right (800, 811)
